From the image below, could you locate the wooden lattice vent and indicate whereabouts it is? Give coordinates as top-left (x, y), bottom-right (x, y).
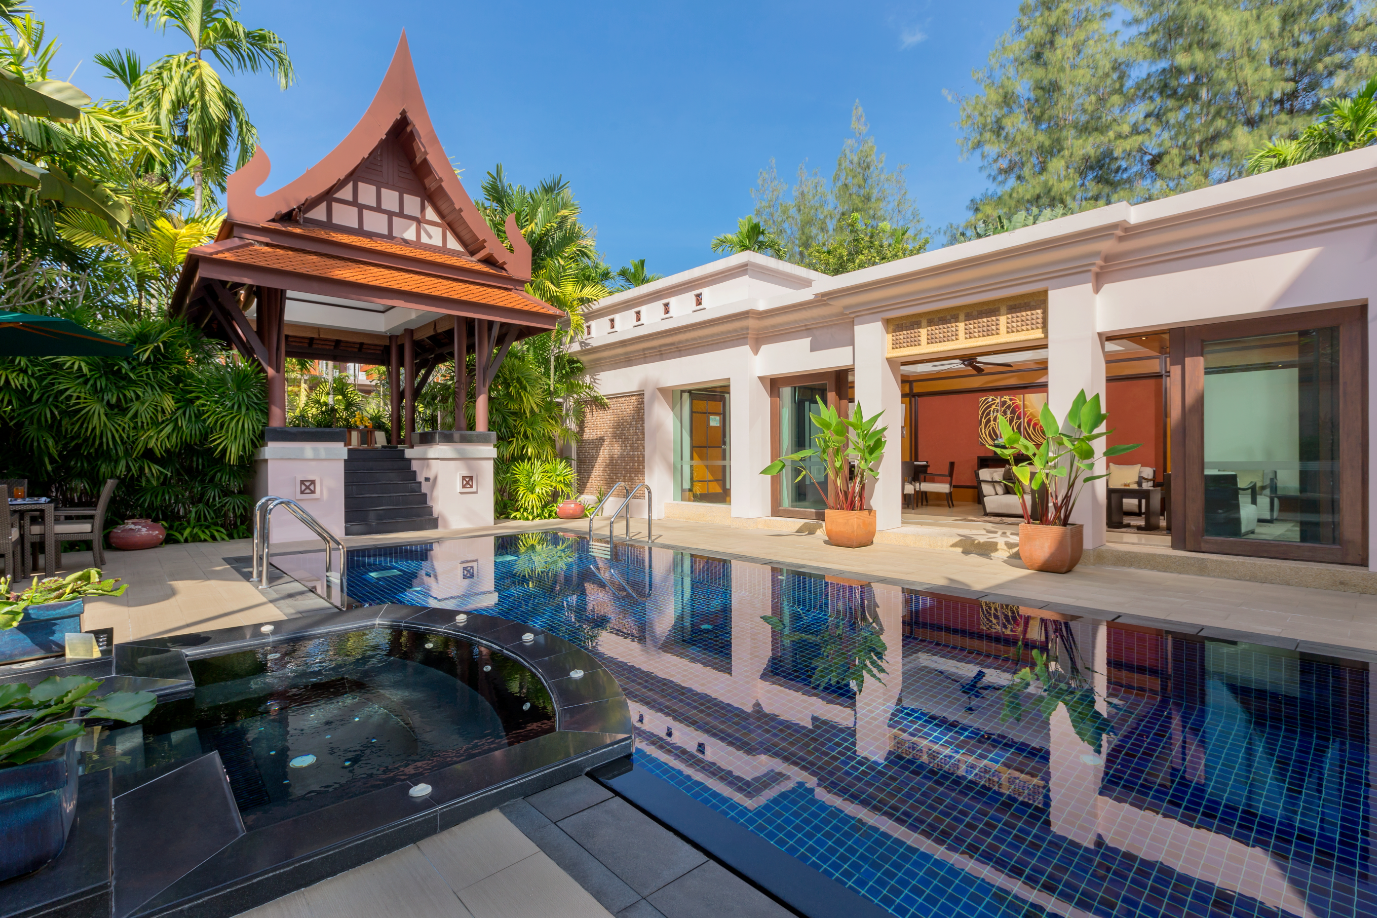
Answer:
top-left (886, 292), bottom-right (1047, 359)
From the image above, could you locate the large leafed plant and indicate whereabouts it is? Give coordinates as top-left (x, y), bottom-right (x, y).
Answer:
top-left (760, 397), bottom-right (886, 511)
top-left (0, 675), bottom-right (154, 767)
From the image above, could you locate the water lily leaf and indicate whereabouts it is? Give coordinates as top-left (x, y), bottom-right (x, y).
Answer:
top-left (29, 675), bottom-right (98, 704)
top-left (0, 723), bottom-right (84, 764)
top-left (86, 691), bottom-right (156, 723)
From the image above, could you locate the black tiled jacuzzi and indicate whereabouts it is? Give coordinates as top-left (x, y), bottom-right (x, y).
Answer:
top-left (0, 604), bottom-right (631, 918)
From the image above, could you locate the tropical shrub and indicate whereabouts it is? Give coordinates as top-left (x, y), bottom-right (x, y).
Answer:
top-left (0, 675), bottom-right (154, 767)
top-left (0, 568), bottom-right (126, 630)
top-left (759, 399), bottom-right (887, 511)
top-left (288, 372), bottom-right (363, 429)
top-left (496, 458), bottom-right (575, 520)
top-left (0, 310), bottom-right (266, 533)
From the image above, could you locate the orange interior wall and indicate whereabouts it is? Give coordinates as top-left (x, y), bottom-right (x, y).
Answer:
top-left (913, 379), bottom-right (1163, 498)
top-left (1105, 377), bottom-right (1163, 474)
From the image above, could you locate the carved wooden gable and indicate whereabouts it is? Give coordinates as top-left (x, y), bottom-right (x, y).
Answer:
top-left (303, 130), bottom-right (469, 254)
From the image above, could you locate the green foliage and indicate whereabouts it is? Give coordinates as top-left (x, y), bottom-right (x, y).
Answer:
top-left (612, 258), bottom-right (662, 289)
top-left (710, 215), bottom-right (787, 258)
top-left (0, 674), bottom-right (154, 767)
top-left (759, 399), bottom-right (886, 512)
top-left (0, 311), bottom-right (266, 531)
top-left (123, 0), bottom-right (294, 212)
top-left (761, 584), bottom-right (888, 694)
top-left (948, 204), bottom-right (1080, 245)
top-left (1000, 649), bottom-right (1115, 753)
top-left (953, 0), bottom-right (1377, 231)
top-left (753, 102), bottom-right (925, 265)
top-left (1250, 76), bottom-right (1377, 172)
top-left (803, 212), bottom-right (928, 275)
top-left (56, 209), bottom-right (221, 313)
top-left (161, 519), bottom-right (230, 543)
top-left (989, 388), bottom-right (1139, 526)
top-left (0, 567), bottom-right (126, 630)
top-left (289, 372), bottom-right (364, 429)
top-left (496, 458), bottom-right (575, 520)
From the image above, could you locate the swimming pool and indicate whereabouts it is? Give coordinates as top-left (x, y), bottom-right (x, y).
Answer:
top-left (346, 532), bottom-right (1373, 918)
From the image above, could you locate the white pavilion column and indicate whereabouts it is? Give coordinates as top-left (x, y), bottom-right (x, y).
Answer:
top-left (855, 582), bottom-right (904, 761)
top-left (1047, 615), bottom-right (1107, 845)
top-left (853, 316), bottom-right (903, 531)
top-left (1047, 280), bottom-right (1107, 547)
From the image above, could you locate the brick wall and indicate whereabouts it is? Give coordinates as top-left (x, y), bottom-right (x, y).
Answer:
top-left (577, 392), bottom-right (644, 499)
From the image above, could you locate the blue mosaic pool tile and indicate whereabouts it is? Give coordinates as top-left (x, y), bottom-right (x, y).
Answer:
top-left (343, 533), bottom-right (1374, 918)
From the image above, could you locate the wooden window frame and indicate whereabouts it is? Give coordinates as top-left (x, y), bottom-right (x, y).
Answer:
top-left (769, 371), bottom-right (848, 520)
top-left (1169, 304), bottom-right (1367, 564)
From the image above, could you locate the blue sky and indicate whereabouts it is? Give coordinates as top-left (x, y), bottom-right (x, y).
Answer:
top-left (37, 1), bottom-right (1022, 275)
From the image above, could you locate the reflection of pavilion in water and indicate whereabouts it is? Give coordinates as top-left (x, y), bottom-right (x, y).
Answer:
top-left (569, 544), bottom-right (1371, 918)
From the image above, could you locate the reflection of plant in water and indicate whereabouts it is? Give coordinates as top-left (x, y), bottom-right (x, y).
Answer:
top-left (512, 532), bottom-right (576, 588)
top-left (999, 617), bottom-right (1115, 754)
top-left (763, 579), bottom-right (888, 693)
top-left (489, 652), bottom-right (556, 716)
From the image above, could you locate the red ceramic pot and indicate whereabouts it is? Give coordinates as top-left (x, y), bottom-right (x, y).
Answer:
top-left (556, 500), bottom-right (586, 520)
top-left (109, 519), bottom-right (166, 551)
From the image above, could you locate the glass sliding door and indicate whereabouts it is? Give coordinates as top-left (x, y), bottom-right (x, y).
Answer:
top-left (1174, 306), bottom-right (1365, 564)
top-left (771, 373), bottom-right (843, 518)
top-left (672, 386), bottom-right (730, 503)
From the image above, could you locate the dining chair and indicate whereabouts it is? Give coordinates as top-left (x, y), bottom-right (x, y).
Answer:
top-left (918, 461), bottom-right (957, 508)
top-left (0, 494), bottom-right (21, 578)
top-left (0, 479), bottom-right (28, 500)
top-left (901, 461), bottom-right (916, 509)
top-left (25, 478), bottom-right (118, 569)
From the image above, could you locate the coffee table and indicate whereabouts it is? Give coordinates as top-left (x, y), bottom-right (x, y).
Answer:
top-left (1107, 486), bottom-right (1162, 531)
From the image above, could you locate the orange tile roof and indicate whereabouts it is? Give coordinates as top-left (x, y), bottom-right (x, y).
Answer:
top-left (262, 222), bottom-right (509, 277)
top-left (209, 242), bottom-right (561, 320)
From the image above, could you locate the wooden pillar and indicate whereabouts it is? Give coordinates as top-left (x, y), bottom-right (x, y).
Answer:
top-left (404, 327), bottom-right (416, 447)
top-left (475, 319), bottom-right (489, 432)
top-left (260, 287), bottom-right (287, 427)
top-left (388, 334), bottom-right (400, 446)
top-left (453, 317), bottom-right (467, 431)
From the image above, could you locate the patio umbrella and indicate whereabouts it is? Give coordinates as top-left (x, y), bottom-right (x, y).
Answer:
top-left (0, 311), bottom-right (132, 357)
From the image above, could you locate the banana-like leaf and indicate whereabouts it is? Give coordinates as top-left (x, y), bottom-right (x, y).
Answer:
top-left (38, 166), bottom-right (131, 226)
top-left (0, 72), bottom-right (83, 122)
top-left (0, 153), bottom-right (41, 188)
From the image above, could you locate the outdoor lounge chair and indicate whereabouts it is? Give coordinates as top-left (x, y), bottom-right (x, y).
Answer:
top-left (25, 478), bottom-right (118, 569)
top-left (977, 467), bottom-right (1024, 517)
top-left (1203, 473), bottom-right (1257, 538)
top-left (918, 461), bottom-right (956, 508)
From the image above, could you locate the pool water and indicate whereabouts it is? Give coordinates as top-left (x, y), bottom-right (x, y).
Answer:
top-left (83, 627), bottom-right (556, 828)
top-left (345, 534), bottom-right (1373, 918)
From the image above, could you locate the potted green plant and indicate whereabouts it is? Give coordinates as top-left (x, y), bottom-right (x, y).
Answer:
top-left (760, 398), bottom-right (887, 548)
top-left (990, 390), bottom-right (1138, 573)
top-left (0, 569), bottom-right (128, 665)
top-left (0, 675), bottom-right (155, 880)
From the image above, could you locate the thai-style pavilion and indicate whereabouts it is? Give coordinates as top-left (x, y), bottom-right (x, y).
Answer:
top-left (171, 33), bottom-right (559, 443)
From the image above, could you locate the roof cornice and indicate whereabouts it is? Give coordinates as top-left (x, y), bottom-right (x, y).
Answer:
top-left (584, 252), bottom-right (824, 320)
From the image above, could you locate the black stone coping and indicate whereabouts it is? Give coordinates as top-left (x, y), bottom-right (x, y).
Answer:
top-left (263, 427), bottom-right (347, 443)
top-left (414, 429), bottom-right (498, 445)
top-left (591, 757), bottom-right (894, 918)
top-left (0, 605), bottom-right (632, 918)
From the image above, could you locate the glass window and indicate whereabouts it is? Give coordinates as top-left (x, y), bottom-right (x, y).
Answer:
top-left (778, 384), bottom-right (829, 511)
top-left (1202, 328), bottom-right (1339, 544)
top-left (673, 387), bottom-right (730, 504)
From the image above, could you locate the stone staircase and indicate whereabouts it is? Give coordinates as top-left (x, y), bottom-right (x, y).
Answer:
top-left (343, 448), bottom-right (438, 536)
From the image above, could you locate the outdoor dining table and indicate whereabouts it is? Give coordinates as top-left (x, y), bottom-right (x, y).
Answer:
top-left (10, 497), bottom-right (55, 577)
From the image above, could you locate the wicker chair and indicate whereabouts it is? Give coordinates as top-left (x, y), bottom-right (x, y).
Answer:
top-left (0, 493), bottom-right (20, 578)
top-left (25, 478), bottom-right (118, 569)
top-left (918, 461), bottom-right (956, 509)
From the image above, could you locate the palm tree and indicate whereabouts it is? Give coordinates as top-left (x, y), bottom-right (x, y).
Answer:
top-left (1249, 77), bottom-right (1377, 174)
top-left (123, 0), bottom-right (293, 213)
top-left (56, 208), bottom-right (222, 312)
top-left (710, 215), bottom-right (786, 258)
top-left (613, 258), bottom-right (662, 289)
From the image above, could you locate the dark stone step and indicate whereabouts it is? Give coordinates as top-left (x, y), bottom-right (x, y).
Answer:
top-left (344, 515), bottom-right (440, 536)
top-left (345, 505), bottom-right (437, 524)
top-left (344, 457), bottom-right (414, 471)
top-left (345, 481), bottom-right (423, 497)
top-left (344, 491), bottom-right (430, 510)
top-left (344, 469), bottom-right (417, 484)
top-left (347, 447), bottom-right (406, 458)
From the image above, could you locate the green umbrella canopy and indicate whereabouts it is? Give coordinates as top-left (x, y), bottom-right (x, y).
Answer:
top-left (0, 312), bottom-right (132, 357)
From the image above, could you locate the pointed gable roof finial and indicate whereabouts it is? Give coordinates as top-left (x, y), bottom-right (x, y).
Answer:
top-left (226, 31), bottom-right (531, 280)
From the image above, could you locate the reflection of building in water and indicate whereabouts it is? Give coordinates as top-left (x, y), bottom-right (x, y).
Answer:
top-left (574, 544), bottom-right (1369, 918)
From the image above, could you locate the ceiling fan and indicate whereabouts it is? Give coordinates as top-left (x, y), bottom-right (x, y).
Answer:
top-left (958, 356), bottom-right (1015, 374)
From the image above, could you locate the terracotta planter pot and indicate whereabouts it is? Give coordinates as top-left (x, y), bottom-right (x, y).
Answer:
top-left (1018, 523), bottom-right (1084, 573)
top-left (109, 518), bottom-right (165, 551)
top-left (824, 509), bottom-right (876, 548)
top-left (556, 500), bottom-right (586, 520)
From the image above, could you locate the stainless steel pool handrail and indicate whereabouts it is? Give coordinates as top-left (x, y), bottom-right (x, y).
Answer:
top-left (606, 482), bottom-right (651, 543)
top-left (586, 482), bottom-right (629, 540)
top-left (251, 496), bottom-right (347, 592)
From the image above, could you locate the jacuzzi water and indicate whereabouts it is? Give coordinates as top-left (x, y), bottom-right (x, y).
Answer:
top-left (83, 627), bottom-right (556, 828)
top-left (345, 532), bottom-right (1373, 918)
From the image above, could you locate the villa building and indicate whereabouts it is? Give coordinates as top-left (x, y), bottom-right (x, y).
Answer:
top-left (576, 147), bottom-right (1377, 574)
